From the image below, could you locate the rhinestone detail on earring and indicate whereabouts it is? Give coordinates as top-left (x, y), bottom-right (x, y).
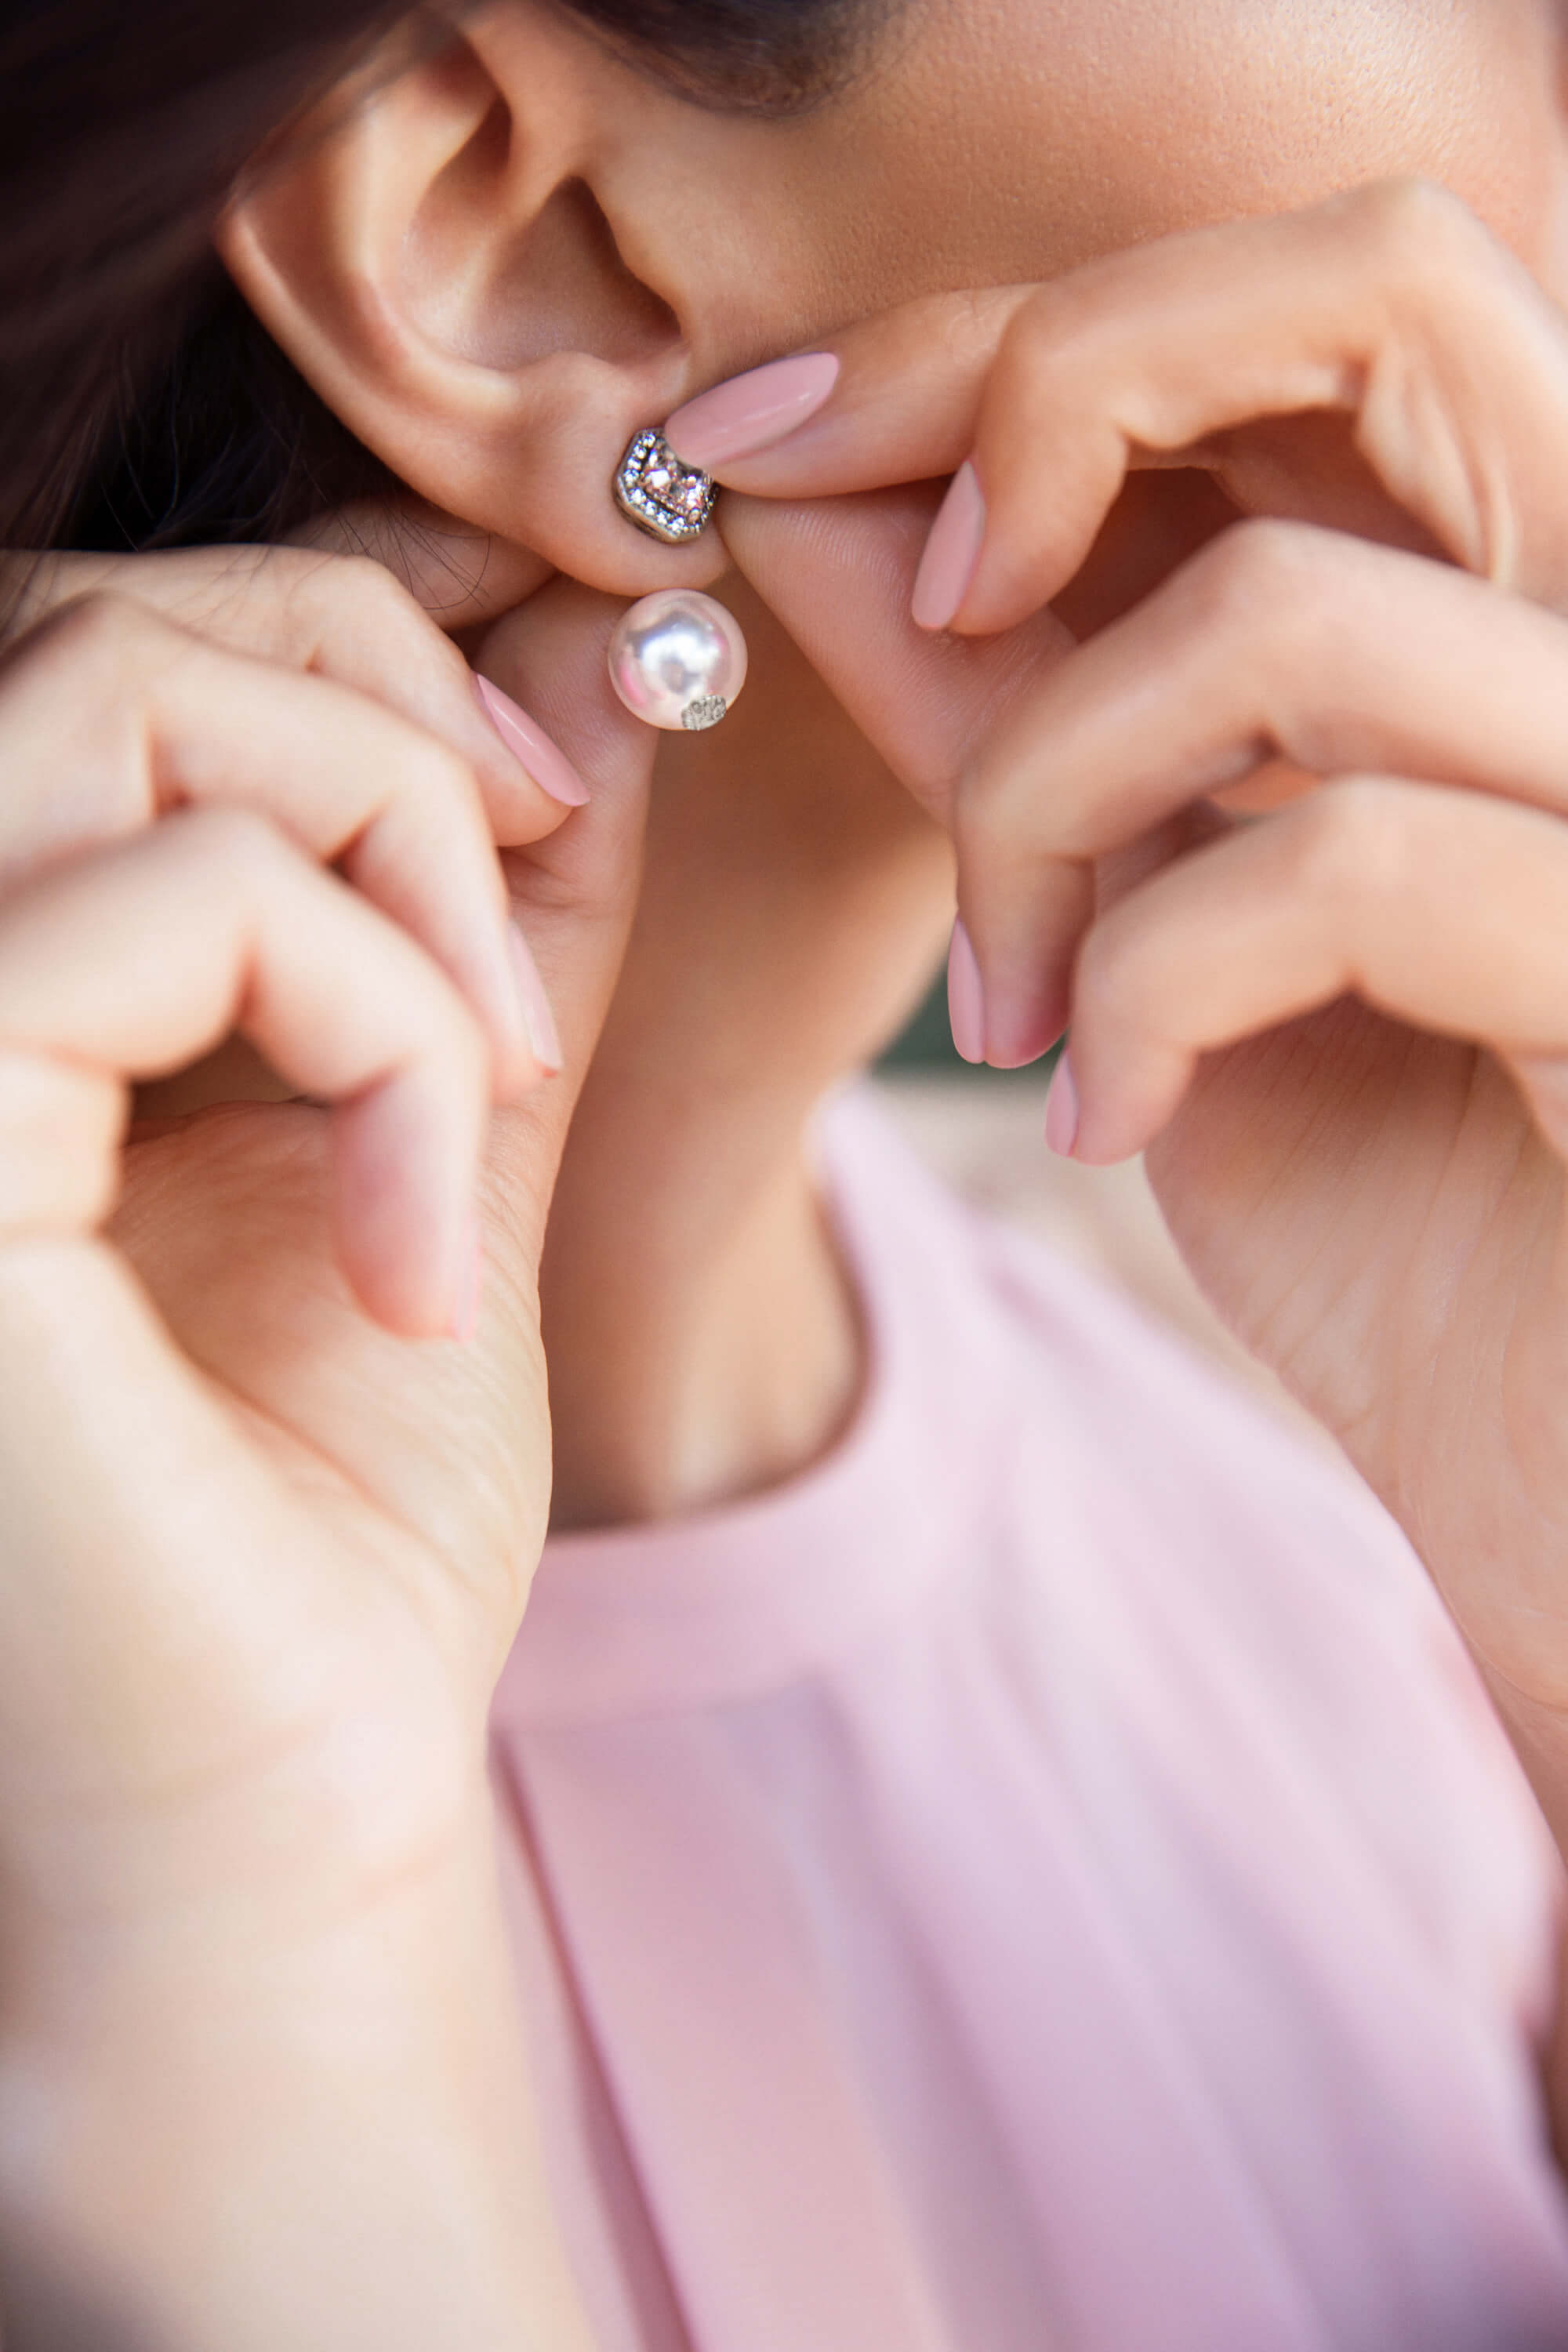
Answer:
top-left (613, 429), bottom-right (717, 543)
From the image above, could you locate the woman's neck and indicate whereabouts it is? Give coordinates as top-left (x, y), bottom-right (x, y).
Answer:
top-left (539, 579), bottom-right (956, 1532)
top-left (542, 1119), bottom-right (863, 1530)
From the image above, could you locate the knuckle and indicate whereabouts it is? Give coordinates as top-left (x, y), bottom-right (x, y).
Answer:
top-left (299, 550), bottom-right (441, 658)
top-left (332, 550), bottom-right (403, 599)
top-left (1347, 175), bottom-right (1490, 290)
top-left (291, 553), bottom-right (484, 743)
top-left (1180, 517), bottom-right (1334, 648)
top-left (172, 799), bottom-right (288, 878)
top-left (1290, 775), bottom-right (1410, 913)
top-left (28, 589), bottom-right (165, 680)
top-left (319, 551), bottom-right (419, 623)
top-left (0, 1052), bottom-right (120, 1232)
top-left (410, 732), bottom-right (481, 808)
top-left (1003, 280), bottom-right (1098, 397)
top-left (372, 735), bottom-right (487, 850)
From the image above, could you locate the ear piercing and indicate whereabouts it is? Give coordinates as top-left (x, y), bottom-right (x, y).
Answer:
top-left (608, 590), bottom-right (748, 731)
top-left (613, 428), bottom-right (717, 543)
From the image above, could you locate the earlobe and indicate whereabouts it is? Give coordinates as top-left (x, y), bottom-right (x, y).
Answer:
top-left (216, 13), bottom-right (725, 601)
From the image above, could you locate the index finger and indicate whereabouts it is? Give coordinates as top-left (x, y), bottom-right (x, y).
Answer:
top-left (668, 285), bottom-right (1029, 498)
top-left (2, 544), bottom-right (592, 843)
top-left (677, 181), bottom-right (1568, 633)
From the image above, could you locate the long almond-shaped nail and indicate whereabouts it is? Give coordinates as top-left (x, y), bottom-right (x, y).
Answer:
top-left (507, 920), bottom-right (563, 1075)
top-left (476, 677), bottom-right (590, 807)
top-left (947, 918), bottom-right (987, 1065)
top-left (665, 353), bottom-right (840, 470)
top-left (912, 461), bottom-right (986, 633)
top-left (1044, 1050), bottom-right (1080, 1159)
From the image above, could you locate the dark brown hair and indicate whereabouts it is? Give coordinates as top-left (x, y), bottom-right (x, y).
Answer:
top-left (0, 0), bottom-right (882, 562)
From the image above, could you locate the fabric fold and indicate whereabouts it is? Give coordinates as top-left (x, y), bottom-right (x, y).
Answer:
top-left (488, 1088), bottom-right (1568, 2350)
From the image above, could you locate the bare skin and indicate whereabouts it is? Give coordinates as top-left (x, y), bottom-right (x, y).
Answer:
top-left (11, 2), bottom-right (1568, 2343)
top-left (216, 0), bottom-right (1568, 1533)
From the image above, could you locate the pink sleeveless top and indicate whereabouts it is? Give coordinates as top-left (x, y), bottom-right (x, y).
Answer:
top-left (488, 1090), bottom-right (1568, 2351)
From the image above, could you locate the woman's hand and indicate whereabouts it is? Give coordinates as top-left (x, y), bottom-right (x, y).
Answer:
top-left (713, 183), bottom-right (1568, 1791)
top-left (0, 546), bottom-right (652, 2348)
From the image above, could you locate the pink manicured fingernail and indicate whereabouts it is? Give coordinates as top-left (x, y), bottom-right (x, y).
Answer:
top-left (1044, 1051), bottom-right (1080, 1158)
top-left (665, 353), bottom-right (841, 470)
top-left (912, 461), bottom-right (986, 632)
top-left (449, 1214), bottom-right (482, 1345)
top-left (507, 920), bottom-right (563, 1075)
top-left (947, 918), bottom-right (987, 1065)
top-left (476, 677), bottom-right (590, 807)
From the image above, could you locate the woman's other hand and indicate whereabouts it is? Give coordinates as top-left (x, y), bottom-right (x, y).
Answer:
top-left (714, 184), bottom-right (1568, 1807)
top-left (0, 548), bottom-right (651, 2349)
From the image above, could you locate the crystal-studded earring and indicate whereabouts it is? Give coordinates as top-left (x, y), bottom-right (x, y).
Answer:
top-left (608, 590), bottom-right (748, 731)
top-left (613, 428), bottom-right (717, 543)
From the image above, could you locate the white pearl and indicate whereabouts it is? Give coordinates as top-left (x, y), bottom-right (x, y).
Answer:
top-left (607, 590), bottom-right (749, 732)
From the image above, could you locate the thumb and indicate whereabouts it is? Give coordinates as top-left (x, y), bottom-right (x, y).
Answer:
top-left (720, 484), bottom-right (1073, 829)
top-left (470, 576), bottom-right (657, 1266)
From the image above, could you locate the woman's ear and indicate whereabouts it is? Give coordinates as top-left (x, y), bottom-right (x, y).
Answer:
top-left (216, 5), bottom-right (728, 597)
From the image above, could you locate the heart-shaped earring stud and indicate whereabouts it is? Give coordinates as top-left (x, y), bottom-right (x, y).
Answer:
top-left (613, 428), bottom-right (717, 544)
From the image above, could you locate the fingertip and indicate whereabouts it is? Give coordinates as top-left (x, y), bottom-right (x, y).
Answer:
top-left (946, 917), bottom-right (988, 1063)
top-left (911, 462), bottom-right (987, 633)
top-left (976, 976), bottom-right (1072, 1072)
top-left (338, 1221), bottom-right (457, 1341)
top-left (475, 675), bottom-right (591, 808)
top-left (1044, 1050), bottom-right (1079, 1157)
top-left (1067, 1045), bottom-right (1189, 1167)
top-left (343, 1250), bottom-right (453, 1342)
top-left (666, 351), bottom-right (843, 473)
top-left (331, 1072), bottom-right (484, 1341)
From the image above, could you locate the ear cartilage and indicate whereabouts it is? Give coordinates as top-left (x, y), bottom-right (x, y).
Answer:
top-left (613, 428), bottom-right (717, 543)
top-left (607, 590), bottom-right (748, 732)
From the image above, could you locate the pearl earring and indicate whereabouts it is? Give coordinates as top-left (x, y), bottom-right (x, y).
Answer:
top-left (607, 589), bottom-right (748, 732)
top-left (609, 424), bottom-right (744, 730)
